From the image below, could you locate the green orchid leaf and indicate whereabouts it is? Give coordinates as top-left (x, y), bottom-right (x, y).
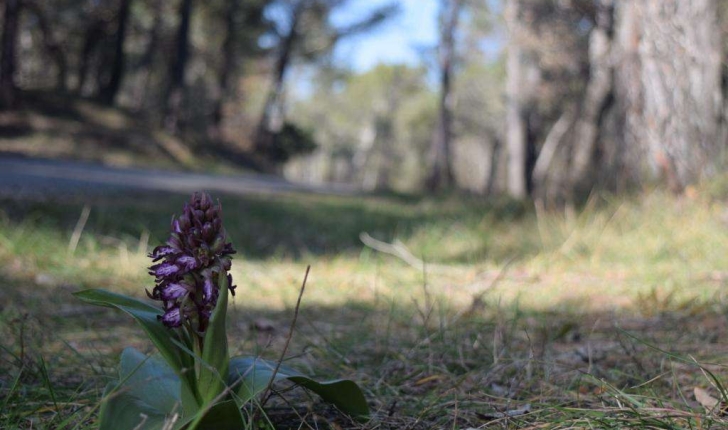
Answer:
top-left (74, 289), bottom-right (200, 414)
top-left (228, 356), bottom-right (369, 418)
top-left (98, 348), bottom-right (181, 430)
top-left (287, 376), bottom-right (370, 418)
top-left (119, 347), bottom-right (181, 412)
top-left (99, 348), bottom-right (244, 430)
top-left (98, 381), bottom-right (169, 430)
top-left (198, 276), bottom-right (230, 404)
top-left (227, 356), bottom-right (301, 404)
top-left (175, 400), bottom-right (246, 430)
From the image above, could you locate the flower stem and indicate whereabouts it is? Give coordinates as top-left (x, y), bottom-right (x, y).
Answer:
top-left (190, 326), bottom-right (204, 380)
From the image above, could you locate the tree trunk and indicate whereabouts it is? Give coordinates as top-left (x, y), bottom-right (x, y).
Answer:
top-left (0, 0), bottom-right (22, 109)
top-left (614, 0), bottom-right (723, 191)
top-left (209, 0), bottom-right (241, 140)
top-left (485, 136), bottom-right (502, 196)
top-left (76, 17), bottom-right (105, 95)
top-left (130, 0), bottom-right (162, 110)
top-left (426, 0), bottom-right (462, 191)
top-left (531, 106), bottom-right (575, 203)
top-left (164, 0), bottom-right (194, 134)
top-left (504, 0), bottom-right (528, 199)
top-left (255, 0), bottom-right (305, 154)
top-left (608, 1), bottom-right (643, 190)
top-left (25, 1), bottom-right (67, 92)
top-left (643, 0), bottom-right (722, 190)
top-left (568, 0), bottom-right (615, 197)
top-left (99, 0), bottom-right (132, 105)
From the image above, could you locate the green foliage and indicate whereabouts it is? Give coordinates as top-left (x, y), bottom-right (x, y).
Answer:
top-left (198, 273), bottom-right (230, 406)
top-left (98, 348), bottom-right (179, 430)
top-left (263, 122), bottom-right (318, 163)
top-left (291, 63), bottom-right (436, 190)
top-left (228, 357), bottom-right (369, 418)
top-left (73, 289), bottom-right (201, 415)
top-left (183, 401), bottom-right (247, 430)
top-left (97, 347), bottom-right (250, 430)
top-left (455, 59), bottom-right (505, 136)
top-left (74, 286), bottom-right (369, 428)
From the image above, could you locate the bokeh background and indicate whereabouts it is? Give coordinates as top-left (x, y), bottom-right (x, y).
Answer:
top-left (2, 0), bottom-right (726, 198)
top-left (3, 1), bottom-right (728, 428)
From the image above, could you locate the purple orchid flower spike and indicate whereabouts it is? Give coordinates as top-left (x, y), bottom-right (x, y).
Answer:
top-left (148, 192), bottom-right (236, 332)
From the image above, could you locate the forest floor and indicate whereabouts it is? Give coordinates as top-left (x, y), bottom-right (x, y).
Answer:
top-left (2, 183), bottom-right (728, 428)
top-left (0, 90), bottom-right (261, 174)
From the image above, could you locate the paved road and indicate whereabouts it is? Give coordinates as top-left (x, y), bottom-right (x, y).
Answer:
top-left (0, 157), bottom-right (357, 200)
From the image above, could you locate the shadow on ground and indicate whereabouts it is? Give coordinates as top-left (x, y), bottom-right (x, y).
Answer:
top-left (0, 190), bottom-right (530, 261)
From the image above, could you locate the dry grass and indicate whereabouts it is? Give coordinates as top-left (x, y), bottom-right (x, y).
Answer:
top-left (2, 186), bottom-right (728, 428)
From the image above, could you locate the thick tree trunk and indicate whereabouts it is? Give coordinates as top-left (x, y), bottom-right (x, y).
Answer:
top-left (164, 0), bottom-right (194, 134)
top-left (99, 0), bottom-right (132, 105)
top-left (426, 0), bottom-right (462, 191)
top-left (609, 1), bottom-right (643, 189)
top-left (504, 0), bottom-right (528, 199)
top-left (641, 0), bottom-right (722, 190)
top-left (1, 0), bottom-right (22, 109)
top-left (614, 0), bottom-right (723, 191)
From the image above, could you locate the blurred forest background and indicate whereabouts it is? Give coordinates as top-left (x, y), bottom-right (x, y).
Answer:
top-left (5, 2), bottom-right (728, 427)
top-left (1, 0), bottom-right (727, 203)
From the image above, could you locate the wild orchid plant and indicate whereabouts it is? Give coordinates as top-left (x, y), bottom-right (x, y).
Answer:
top-left (75, 193), bottom-right (368, 429)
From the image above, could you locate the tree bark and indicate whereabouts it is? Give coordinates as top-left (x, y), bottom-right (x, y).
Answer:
top-left (607, 1), bottom-right (643, 190)
top-left (164, 0), bottom-right (194, 134)
top-left (642, 0), bottom-right (722, 190)
top-left (504, 0), bottom-right (528, 199)
top-left (1, 0), bottom-right (22, 109)
top-left (99, 0), bottom-right (133, 105)
top-left (613, 0), bottom-right (723, 191)
top-left (426, 0), bottom-right (462, 191)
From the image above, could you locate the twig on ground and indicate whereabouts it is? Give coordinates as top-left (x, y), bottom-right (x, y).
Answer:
top-left (360, 232), bottom-right (424, 270)
top-left (260, 265), bottom-right (310, 407)
top-left (68, 205), bottom-right (91, 255)
top-left (476, 404), bottom-right (531, 420)
top-left (360, 232), bottom-right (455, 273)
